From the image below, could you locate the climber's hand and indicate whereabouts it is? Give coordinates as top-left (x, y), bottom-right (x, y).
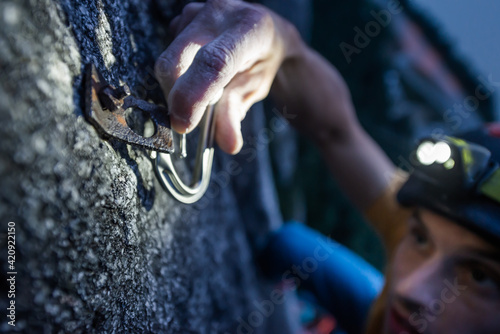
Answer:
top-left (155, 0), bottom-right (298, 154)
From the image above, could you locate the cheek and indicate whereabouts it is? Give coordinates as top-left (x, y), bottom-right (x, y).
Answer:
top-left (432, 303), bottom-right (500, 334)
top-left (479, 309), bottom-right (500, 333)
top-left (454, 297), bottom-right (500, 333)
top-left (429, 305), bottom-right (473, 334)
top-left (385, 241), bottom-right (420, 314)
top-left (390, 240), bottom-right (422, 285)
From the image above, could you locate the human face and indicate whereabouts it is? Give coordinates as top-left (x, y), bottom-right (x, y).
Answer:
top-left (385, 209), bottom-right (500, 334)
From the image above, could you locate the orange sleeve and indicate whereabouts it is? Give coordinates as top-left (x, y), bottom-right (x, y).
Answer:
top-left (364, 169), bottom-right (413, 257)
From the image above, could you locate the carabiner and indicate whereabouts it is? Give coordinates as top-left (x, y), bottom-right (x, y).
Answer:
top-left (153, 104), bottom-right (216, 204)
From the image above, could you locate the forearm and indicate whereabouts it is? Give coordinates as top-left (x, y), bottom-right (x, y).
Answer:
top-left (271, 41), bottom-right (395, 210)
top-left (319, 127), bottom-right (396, 211)
top-left (271, 46), bottom-right (354, 143)
top-left (156, 0), bottom-right (396, 210)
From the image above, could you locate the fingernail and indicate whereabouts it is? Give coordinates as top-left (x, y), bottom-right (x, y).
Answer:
top-left (232, 133), bottom-right (244, 155)
top-left (170, 113), bottom-right (191, 134)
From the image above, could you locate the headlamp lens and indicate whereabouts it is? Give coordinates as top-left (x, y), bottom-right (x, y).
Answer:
top-left (434, 142), bottom-right (452, 163)
top-left (413, 136), bottom-right (499, 203)
top-left (416, 141), bottom-right (452, 166)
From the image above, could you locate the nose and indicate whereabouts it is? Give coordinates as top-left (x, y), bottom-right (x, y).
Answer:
top-left (393, 256), bottom-right (444, 315)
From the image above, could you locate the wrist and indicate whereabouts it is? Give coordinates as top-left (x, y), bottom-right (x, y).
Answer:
top-left (271, 12), bottom-right (305, 64)
top-left (271, 44), bottom-right (357, 146)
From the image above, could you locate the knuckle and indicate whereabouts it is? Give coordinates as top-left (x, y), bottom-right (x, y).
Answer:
top-left (196, 42), bottom-right (235, 78)
top-left (181, 3), bottom-right (195, 15)
top-left (205, 0), bottom-right (227, 10)
top-left (154, 55), bottom-right (176, 80)
top-left (235, 5), bottom-right (270, 28)
top-left (182, 2), bottom-right (202, 16)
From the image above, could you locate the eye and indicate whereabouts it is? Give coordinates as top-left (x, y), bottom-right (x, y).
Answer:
top-left (410, 226), bottom-right (428, 246)
top-left (458, 262), bottom-right (500, 297)
top-left (471, 268), bottom-right (488, 282)
top-left (470, 267), bottom-right (499, 288)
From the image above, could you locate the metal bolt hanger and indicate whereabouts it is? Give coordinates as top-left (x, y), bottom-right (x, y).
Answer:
top-left (85, 64), bottom-right (215, 204)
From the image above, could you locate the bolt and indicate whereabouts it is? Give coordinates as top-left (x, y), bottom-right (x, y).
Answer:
top-left (98, 86), bottom-right (119, 111)
top-left (113, 84), bottom-right (131, 99)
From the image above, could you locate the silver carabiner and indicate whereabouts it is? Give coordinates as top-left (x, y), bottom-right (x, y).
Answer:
top-left (153, 104), bottom-right (216, 204)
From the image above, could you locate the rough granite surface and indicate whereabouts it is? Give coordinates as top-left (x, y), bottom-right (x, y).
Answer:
top-left (0, 0), bottom-right (302, 333)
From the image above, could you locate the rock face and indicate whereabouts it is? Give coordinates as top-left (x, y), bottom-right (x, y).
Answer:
top-left (0, 0), bottom-right (301, 332)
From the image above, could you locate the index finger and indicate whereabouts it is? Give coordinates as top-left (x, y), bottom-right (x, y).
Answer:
top-left (155, 3), bottom-right (273, 133)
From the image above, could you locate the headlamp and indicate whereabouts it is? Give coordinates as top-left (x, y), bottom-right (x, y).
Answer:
top-left (398, 134), bottom-right (500, 244)
top-left (412, 136), bottom-right (500, 203)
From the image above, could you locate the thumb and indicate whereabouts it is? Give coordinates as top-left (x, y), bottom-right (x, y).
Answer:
top-left (214, 92), bottom-right (244, 154)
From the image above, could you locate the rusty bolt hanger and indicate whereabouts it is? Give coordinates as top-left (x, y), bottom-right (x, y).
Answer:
top-left (85, 64), bottom-right (216, 204)
top-left (85, 64), bottom-right (173, 153)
